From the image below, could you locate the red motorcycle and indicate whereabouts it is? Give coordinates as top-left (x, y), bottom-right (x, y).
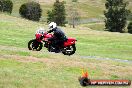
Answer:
top-left (28, 30), bottom-right (77, 55)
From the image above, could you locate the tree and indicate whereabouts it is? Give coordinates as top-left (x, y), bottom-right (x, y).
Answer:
top-left (19, 2), bottom-right (42, 21)
top-left (72, 0), bottom-right (78, 2)
top-left (47, 0), bottom-right (66, 26)
top-left (0, 0), bottom-right (13, 14)
top-left (127, 12), bottom-right (132, 21)
top-left (68, 4), bottom-right (80, 28)
top-left (104, 0), bottom-right (130, 32)
top-left (128, 21), bottom-right (132, 34)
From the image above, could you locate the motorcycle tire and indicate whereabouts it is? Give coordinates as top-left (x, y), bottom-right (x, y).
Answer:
top-left (28, 39), bottom-right (42, 51)
top-left (62, 44), bottom-right (76, 56)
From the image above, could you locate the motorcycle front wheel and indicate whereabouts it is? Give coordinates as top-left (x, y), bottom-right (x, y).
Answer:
top-left (28, 39), bottom-right (42, 51)
top-left (62, 44), bottom-right (76, 56)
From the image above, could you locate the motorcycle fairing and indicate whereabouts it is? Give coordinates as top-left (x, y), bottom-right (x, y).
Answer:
top-left (64, 37), bottom-right (77, 46)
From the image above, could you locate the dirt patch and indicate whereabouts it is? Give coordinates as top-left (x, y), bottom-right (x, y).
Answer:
top-left (0, 54), bottom-right (98, 69)
top-left (1, 54), bottom-right (132, 80)
top-left (0, 45), bottom-right (28, 52)
top-left (1, 54), bottom-right (54, 63)
top-left (1, 54), bottom-right (85, 65)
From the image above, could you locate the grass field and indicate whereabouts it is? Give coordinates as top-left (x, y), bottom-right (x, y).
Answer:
top-left (11, 0), bottom-right (132, 19)
top-left (11, 0), bottom-right (105, 18)
top-left (0, 14), bottom-right (132, 88)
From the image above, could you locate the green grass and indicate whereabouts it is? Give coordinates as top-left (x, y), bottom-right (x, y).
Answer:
top-left (1, 14), bottom-right (132, 60)
top-left (10, 0), bottom-right (132, 19)
top-left (80, 23), bottom-right (105, 31)
top-left (0, 58), bottom-right (132, 88)
top-left (0, 57), bottom-right (132, 88)
top-left (0, 59), bottom-right (94, 88)
top-left (0, 14), bottom-right (132, 88)
top-left (0, 1), bottom-right (132, 88)
top-left (65, 27), bottom-right (132, 60)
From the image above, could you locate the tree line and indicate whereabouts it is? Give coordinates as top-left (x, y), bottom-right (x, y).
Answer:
top-left (0, 0), bottom-right (78, 27)
top-left (0, 0), bottom-right (132, 33)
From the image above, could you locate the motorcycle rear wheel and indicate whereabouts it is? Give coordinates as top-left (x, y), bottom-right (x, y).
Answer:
top-left (62, 44), bottom-right (76, 55)
top-left (28, 39), bottom-right (42, 51)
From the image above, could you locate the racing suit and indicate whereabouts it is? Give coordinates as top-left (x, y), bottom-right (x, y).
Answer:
top-left (47, 27), bottom-right (67, 52)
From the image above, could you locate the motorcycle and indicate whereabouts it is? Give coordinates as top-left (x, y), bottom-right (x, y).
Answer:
top-left (28, 30), bottom-right (77, 55)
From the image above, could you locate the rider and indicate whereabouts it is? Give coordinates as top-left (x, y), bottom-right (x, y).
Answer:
top-left (47, 22), bottom-right (67, 52)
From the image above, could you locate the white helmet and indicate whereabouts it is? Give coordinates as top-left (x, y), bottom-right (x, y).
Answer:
top-left (49, 22), bottom-right (57, 29)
